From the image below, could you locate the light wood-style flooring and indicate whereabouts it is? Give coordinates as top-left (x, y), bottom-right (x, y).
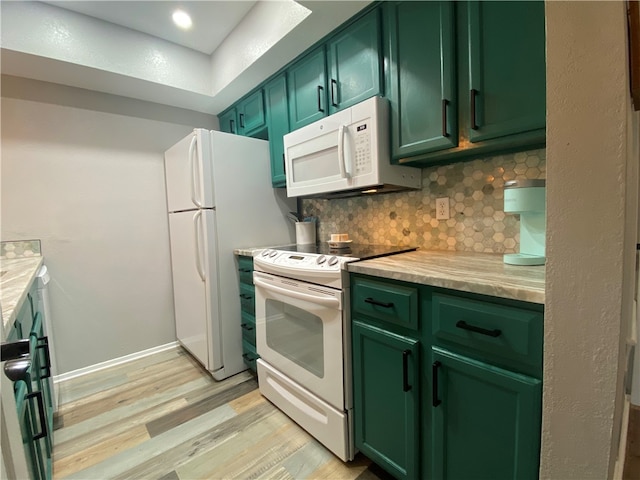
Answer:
top-left (52, 346), bottom-right (391, 480)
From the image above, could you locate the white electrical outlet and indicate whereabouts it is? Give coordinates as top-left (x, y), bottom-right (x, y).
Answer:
top-left (436, 197), bottom-right (450, 220)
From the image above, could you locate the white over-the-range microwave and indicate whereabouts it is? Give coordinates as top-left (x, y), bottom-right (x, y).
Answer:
top-left (284, 96), bottom-right (421, 199)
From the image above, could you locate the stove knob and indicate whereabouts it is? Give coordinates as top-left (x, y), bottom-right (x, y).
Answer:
top-left (269, 250), bottom-right (278, 258)
top-left (262, 250), bottom-right (271, 257)
top-left (316, 255), bottom-right (326, 265)
top-left (328, 256), bottom-right (339, 266)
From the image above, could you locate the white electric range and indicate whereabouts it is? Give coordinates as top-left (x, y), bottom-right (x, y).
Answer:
top-left (253, 243), bottom-right (416, 461)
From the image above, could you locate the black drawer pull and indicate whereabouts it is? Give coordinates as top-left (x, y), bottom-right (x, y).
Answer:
top-left (317, 85), bottom-right (325, 113)
top-left (402, 350), bottom-right (411, 392)
top-left (239, 268), bottom-right (252, 273)
top-left (239, 113), bottom-right (245, 128)
top-left (331, 79), bottom-right (338, 107)
top-left (456, 320), bottom-right (502, 338)
top-left (442, 98), bottom-right (449, 137)
top-left (432, 361), bottom-right (442, 407)
top-left (241, 323), bottom-right (254, 331)
top-left (364, 297), bottom-right (394, 309)
top-left (26, 391), bottom-right (48, 441)
top-left (239, 294), bottom-right (253, 300)
top-left (470, 89), bottom-right (479, 130)
top-left (36, 336), bottom-right (52, 379)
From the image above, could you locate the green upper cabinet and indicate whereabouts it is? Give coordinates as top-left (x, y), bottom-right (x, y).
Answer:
top-left (431, 347), bottom-right (542, 480)
top-left (287, 8), bottom-right (384, 131)
top-left (388, 0), bottom-right (546, 166)
top-left (326, 8), bottom-right (383, 114)
top-left (287, 46), bottom-right (327, 131)
top-left (465, 1), bottom-right (546, 143)
top-left (386, 1), bottom-right (457, 159)
top-left (264, 74), bottom-right (290, 188)
top-left (237, 89), bottom-right (266, 137)
top-left (218, 108), bottom-right (237, 134)
top-left (352, 320), bottom-right (420, 480)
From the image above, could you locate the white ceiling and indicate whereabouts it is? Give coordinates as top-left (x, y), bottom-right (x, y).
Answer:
top-left (44, 1), bottom-right (257, 55)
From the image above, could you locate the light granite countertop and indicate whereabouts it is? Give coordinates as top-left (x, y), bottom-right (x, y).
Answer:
top-left (348, 250), bottom-right (545, 304)
top-left (1, 256), bottom-right (44, 333)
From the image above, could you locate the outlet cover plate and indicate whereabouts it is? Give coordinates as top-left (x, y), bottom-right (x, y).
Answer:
top-left (436, 197), bottom-right (450, 220)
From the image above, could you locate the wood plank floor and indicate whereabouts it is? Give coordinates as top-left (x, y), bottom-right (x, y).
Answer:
top-left (52, 347), bottom-right (392, 480)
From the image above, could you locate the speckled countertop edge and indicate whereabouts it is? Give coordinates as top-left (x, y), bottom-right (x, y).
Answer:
top-left (1, 256), bottom-right (44, 332)
top-left (348, 250), bottom-right (545, 304)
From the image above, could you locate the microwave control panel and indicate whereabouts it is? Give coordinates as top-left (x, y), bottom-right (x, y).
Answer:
top-left (353, 122), bottom-right (372, 175)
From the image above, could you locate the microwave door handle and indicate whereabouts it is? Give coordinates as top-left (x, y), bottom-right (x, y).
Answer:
top-left (338, 124), bottom-right (350, 179)
top-left (254, 276), bottom-right (340, 308)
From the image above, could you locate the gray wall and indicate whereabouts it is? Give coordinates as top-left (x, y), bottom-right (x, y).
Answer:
top-left (1, 75), bottom-right (217, 373)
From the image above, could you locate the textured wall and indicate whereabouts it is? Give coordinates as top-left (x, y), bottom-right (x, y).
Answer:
top-left (302, 149), bottom-right (545, 253)
top-left (543, 2), bottom-right (630, 478)
top-left (1, 78), bottom-right (216, 374)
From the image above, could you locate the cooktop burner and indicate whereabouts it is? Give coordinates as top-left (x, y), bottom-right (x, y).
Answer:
top-left (271, 243), bottom-right (417, 260)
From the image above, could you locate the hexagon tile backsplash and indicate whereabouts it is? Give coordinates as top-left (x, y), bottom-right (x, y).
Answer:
top-left (302, 149), bottom-right (546, 253)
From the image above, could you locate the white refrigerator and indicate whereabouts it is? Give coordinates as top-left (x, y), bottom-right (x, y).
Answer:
top-left (164, 129), bottom-right (295, 380)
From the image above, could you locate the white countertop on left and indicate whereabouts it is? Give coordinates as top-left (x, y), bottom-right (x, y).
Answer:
top-left (1, 256), bottom-right (43, 331)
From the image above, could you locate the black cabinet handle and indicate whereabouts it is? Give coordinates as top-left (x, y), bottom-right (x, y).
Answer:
top-left (36, 336), bottom-right (51, 379)
top-left (26, 390), bottom-right (48, 441)
top-left (239, 268), bottom-right (252, 273)
top-left (470, 89), bottom-right (479, 130)
top-left (230, 119), bottom-right (235, 134)
top-left (456, 320), bottom-right (502, 338)
top-left (402, 349), bottom-right (411, 392)
top-left (317, 85), bottom-right (325, 113)
top-left (432, 361), bottom-right (442, 407)
top-left (442, 99), bottom-right (449, 137)
top-left (239, 113), bottom-right (245, 128)
top-left (331, 79), bottom-right (338, 107)
top-left (241, 323), bottom-right (254, 331)
top-left (239, 294), bottom-right (253, 300)
top-left (364, 297), bottom-right (394, 309)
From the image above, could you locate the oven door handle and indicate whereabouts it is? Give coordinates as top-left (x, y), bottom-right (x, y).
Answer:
top-left (254, 277), bottom-right (341, 308)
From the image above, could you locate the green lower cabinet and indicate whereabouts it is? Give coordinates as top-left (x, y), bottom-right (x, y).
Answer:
top-left (352, 320), bottom-right (419, 480)
top-left (237, 255), bottom-right (258, 372)
top-left (430, 347), bottom-right (542, 480)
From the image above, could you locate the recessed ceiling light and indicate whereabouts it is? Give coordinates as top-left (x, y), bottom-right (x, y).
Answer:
top-left (172, 10), bottom-right (192, 30)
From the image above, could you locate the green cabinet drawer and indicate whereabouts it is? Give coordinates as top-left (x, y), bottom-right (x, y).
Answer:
top-left (431, 292), bottom-right (542, 376)
top-left (239, 283), bottom-right (255, 316)
top-left (238, 256), bottom-right (254, 285)
top-left (241, 310), bottom-right (256, 346)
top-left (242, 340), bottom-right (259, 372)
top-left (352, 276), bottom-right (419, 331)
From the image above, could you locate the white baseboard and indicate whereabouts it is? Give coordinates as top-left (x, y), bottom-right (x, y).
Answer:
top-left (54, 342), bottom-right (179, 384)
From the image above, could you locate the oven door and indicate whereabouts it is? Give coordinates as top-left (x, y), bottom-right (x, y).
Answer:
top-left (254, 271), bottom-right (344, 410)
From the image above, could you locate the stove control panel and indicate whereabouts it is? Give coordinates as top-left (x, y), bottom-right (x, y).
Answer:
top-left (257, 249), bottom-right (356, 272)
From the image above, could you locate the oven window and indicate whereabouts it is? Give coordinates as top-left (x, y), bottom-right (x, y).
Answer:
top-left (265, 299), bottom-right (324, 378)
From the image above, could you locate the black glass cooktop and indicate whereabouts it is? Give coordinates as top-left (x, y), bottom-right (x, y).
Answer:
top-left (271, 243), bottom-right (417, 260)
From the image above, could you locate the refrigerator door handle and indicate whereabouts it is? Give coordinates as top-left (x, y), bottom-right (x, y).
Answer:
top-left (193, 210), bottom-right (206, 281)
top-left (189, 134), bottom-right (203, 208)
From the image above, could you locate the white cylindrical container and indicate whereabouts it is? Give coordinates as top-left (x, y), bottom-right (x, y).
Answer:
top-left (295, 222), bottom-right (316, 245)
